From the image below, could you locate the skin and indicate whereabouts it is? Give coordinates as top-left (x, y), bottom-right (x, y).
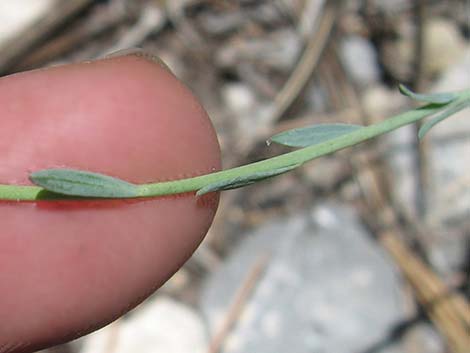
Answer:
top-left (0, 53), bottom-right (221, 353)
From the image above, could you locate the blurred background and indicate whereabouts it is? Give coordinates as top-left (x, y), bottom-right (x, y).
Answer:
top-left (1, 0), bottom-right (469, 352)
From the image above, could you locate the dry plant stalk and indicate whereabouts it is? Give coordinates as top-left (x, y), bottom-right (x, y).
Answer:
top-left (355, 155), bottom-right (470, 353)
top-left (380, 231), bottom-right (470, 353)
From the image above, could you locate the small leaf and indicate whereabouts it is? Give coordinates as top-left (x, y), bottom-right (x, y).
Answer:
top-left (419, 100), bottom-right (470, 139)
top-left (30, 169), bottom-right (139, 198)
top-left (269, 124), bottom-right (362, 148)
top-left (399, 84), bottom-right (457, 105)
top-left (196, 163), bottom-right (301, 196)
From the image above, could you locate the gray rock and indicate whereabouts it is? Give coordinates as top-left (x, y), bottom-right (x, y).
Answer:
top-left (339, 35), bottom-right (381, 87)
top-left (201, 204), bottom-right (406, 353)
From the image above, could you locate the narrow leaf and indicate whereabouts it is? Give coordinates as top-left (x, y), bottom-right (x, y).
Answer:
top-left (399, 84), bottom-right (457, 105)
top-left (269, 124), bottom-right (362, 148)
top-left (419, 100), bottom-right (470, 139)
top-left (196, 163), bottom-right (301, 196)
top-left (30, 169), bottom-right (139, 198)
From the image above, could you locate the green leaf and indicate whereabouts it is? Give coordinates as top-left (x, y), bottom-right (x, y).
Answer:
top-left (399, 84), bottom-right (457, 105)
top-left (418, 100), bottom-right (470, 139)
top-left (269, 124), bottom-right (362, 148)
top-left (30, 169), bottom-right (139, 198)
top-left (196, 163), bottom-right (301, 196)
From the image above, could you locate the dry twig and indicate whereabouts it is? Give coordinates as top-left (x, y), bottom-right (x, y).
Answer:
top-left (270, 3), bottom-right (336, 124)
top-left (207, 254), bottom-right (270, 353)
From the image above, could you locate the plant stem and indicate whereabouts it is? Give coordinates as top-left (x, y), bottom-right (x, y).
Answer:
top-left (137, 104), bottom-right (451, 196)
top-left (0, 185), bottom-right (44, 201)
top-left (1, 89), bottom-right (469, 201)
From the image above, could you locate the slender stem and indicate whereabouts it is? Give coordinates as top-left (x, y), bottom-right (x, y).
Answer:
top-left (1, 89), bottom-right (469, 201)
top-left (137, 103), bottom-right (451, 197)
top-left (0, 185), bottom-right (44, 201)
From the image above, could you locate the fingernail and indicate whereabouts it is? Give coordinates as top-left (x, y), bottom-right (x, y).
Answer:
top-left (102, 48), bottom-right (173, 73)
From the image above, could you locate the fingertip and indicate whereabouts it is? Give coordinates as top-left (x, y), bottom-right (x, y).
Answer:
top-left (0, 51), bottom-right (220, 352)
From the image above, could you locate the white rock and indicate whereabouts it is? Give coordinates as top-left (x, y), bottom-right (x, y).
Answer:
top-left (0, 0), bottom-right (53, 46)
top-left (80, 297), bottom-right (208, 353)
top-left (339, 35), bottom-right (380, 87)
top-left (221, 83), bottom-right (256, 113)
top-left (422, 18), bottom-right (467, 76)
top-left (361, 83), bottom-right (406, 117)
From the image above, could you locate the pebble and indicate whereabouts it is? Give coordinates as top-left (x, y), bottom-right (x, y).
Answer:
top-left (80, 297), bottom-right (208, 353)
top-left (221, 83), bottom-right (257, 113)
top-left (339, 35), bottom-right (381, 87)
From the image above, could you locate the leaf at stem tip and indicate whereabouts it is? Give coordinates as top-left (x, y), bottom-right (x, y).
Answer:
top-left (30, 169), bottom-right (139, 198)
top-left (269, 124), bottom-right (362, 148)
top-left (418, 100), bottom-right (470, 139)
top-left (399, 84), bottom-right (457, 105)
top-left (196, 163), bottom-right (302, 196)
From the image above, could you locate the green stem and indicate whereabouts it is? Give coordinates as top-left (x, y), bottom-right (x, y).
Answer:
top-left (1, 89), bottom-right (469, 201)
top-left (137, 103), bottom-right (450, 196)
top-left (0, 185), bottom-right (44, 201)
